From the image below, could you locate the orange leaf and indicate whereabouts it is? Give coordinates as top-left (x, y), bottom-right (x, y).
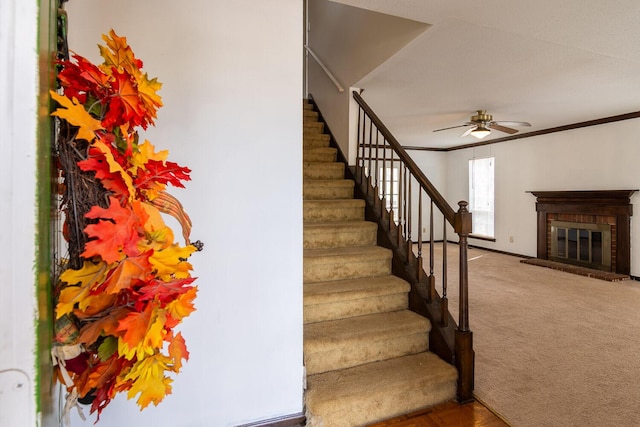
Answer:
top-left (77, 306), bottom-right (130, 346)
top-left (99, 29), bottom-right (141, 76)
top-left (82, 196), bottom-right (144, 264)
top-left (101, 251), bottom-right (153, 294)
top-left (117, 303), bottom-right (153, 350)
top-left (50, 91), bottom-right (104, 141)
top-left (168, 332), bottom-right (189, 372)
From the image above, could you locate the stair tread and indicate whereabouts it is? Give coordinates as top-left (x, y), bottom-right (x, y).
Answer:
top-left (304, 245), bottom-right (390, 259)
top-left (306, 351), bottom-right (457, 407)
top-left (305, 310), bottom-right (430, 348)
top-left (304, 220), bottom-right (376, 231)
top-left (304, 275), bottom-right (410, 304)
top-left (304, 199), bottom-right (364, 208)
top-left (304, 179), bottom-right (353, 186)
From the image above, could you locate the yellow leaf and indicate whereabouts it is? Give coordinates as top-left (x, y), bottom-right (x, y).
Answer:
top-left (56, 261), bottom-right (109, 319)
top-left (166, 286), bottom-right (197, 322)
top-left (50, 91), bottom-right (104, 141)
top-left (123, 353), bottom-right (173, 409)
top-left (129, 140), bottom-right (168, 175)
top-left (138, 202), bottom-right (174, 249)
top-left (99, 29), bottom-right (139, 76)
top-left (136, 74), bottom-right (163, 120)
top-left (149, 244), bottom-right (196, 280)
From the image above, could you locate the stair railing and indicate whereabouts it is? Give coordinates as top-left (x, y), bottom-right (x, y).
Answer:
top-left (351, 90), bottom-right (474, 402)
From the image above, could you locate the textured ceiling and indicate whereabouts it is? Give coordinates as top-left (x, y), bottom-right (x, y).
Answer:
top-left (330, 0), bottom-right (640, 148)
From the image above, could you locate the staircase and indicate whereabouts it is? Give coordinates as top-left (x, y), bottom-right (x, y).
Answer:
top-left (303, 100), bottom-right (457, 427)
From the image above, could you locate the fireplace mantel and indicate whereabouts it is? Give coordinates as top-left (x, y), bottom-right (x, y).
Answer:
top-left (528, 190), bottom-right (637, 274)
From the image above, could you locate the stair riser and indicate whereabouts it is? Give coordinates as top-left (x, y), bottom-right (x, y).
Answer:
top-left (303, 163), bottom-right (344, 180)
top-left (303, 151), bottom-right (337, 162)
top-left (303, 254), bottom-right (390, 283)
top-left (303, 203), bottom-right (364, 223)
top-left (305, 333), bottom-right (428, 375)
top-left (304, 133), bottom-right (330, 142)
top-left (304, 293), bottom-right (407, 324)
top-left (303, 184), bottom-right (354, 200)
top-left (303, 140), bottom-right (330, 149)
top-left (303, 226), bottom-right (376, 250)
top-left (304, 123), bottom-right (324, 133)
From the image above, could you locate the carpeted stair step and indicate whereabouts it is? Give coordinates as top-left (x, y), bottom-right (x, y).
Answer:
top-left (304, 122), bottom-right (324, 134)
top-left (303, 179), bottom-right (354, 200)
top-left (304, 133), bottom-right (330, 147)
top-left (304, 246), bottom-right (391, 283)
top-left (303, 199), bottom-right (365, 223)
top-left (304, 221), bottom-right (377, 249)
top-left (304, 109), bottom-right (319, 121)
top-left (304, 310), bottom-right (430, 375)
top-left (303, 147), bottom-right (337, 162)
top-left (305, 352), bottom-right (458, 427)
top-left (303, 161), bottom-right (344, 180)
top-left (304, 275), bottom-right (410, 323)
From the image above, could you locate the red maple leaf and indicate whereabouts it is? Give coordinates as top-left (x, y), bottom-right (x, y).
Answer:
top-left (134, 160), bottom-right (191, 192)
top-left (82, 196), bottom-right (145, 263)
top-left (58, 53), bottom-right (112, 105)
top-left (137, 277), bottom-right (195, 304)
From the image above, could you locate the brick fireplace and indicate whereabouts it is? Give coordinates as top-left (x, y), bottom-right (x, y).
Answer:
top-left (529, 190), bottom-right (636, 275)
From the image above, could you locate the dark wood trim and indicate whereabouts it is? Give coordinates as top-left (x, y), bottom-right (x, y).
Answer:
top-left (404, 111), bottom-right (640, 152)
top-left (235, 413), bottom-right (306, 427)
top-left (469, 234), bottom-right (496, 242)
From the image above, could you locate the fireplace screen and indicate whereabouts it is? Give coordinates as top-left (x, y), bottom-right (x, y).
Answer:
top-left (550, 221), bottom-right (611, 271)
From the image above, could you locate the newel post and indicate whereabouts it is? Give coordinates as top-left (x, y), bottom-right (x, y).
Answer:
top-left (454, 201), bottom-right (474, 402)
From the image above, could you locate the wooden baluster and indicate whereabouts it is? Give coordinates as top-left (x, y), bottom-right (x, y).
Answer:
top-left (397, 163), bottom-right (403, 247)
top-left (441, 222), bottom-right (448, 327)
top-left (367, 119), bottom-right (373, 194)
top-left (381, 140), bottom-right (387, 218)
top-left (406, 174), bottom-right (413, 258)
top-left (455, 200), bottom-right (474, 403)
top-left (417, 191), bottom-right (423, 282)
top-left (428, 200), bottom-right (435, 302)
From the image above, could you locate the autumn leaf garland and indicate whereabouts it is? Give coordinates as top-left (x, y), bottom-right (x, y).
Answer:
top-left (51, 30), bottom-right (199, 420)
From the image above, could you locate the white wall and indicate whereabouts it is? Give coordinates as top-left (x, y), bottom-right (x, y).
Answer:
top-left (445, 119), bottom-right (640, 275)
top-left (0, 0), bottom-right (40, 426)
top-left (307, 0), bottom-right (426, 157)
top-left (66, 1), bottom-right (303, 426)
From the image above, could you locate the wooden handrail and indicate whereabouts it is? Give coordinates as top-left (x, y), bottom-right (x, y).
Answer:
top-left (349, 90), bottom-right (474, 402)
top-left (352, 91), bottom-right (457, 226)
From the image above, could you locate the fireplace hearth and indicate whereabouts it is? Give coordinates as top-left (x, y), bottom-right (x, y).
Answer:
top-left (528, 190), bottom-right (636, 275)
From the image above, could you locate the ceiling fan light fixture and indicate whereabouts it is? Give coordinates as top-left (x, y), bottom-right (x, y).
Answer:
top-left (471, 125), bottom-right (491, 139)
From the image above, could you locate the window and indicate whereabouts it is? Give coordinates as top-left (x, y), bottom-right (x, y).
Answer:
top-left (379, 165), bottom-right (399, 211)
top-left (468, 157), bottom-right (494, 238)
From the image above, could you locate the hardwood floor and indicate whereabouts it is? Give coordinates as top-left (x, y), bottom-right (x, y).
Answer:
top-left (365, 399), bottom-right (510, 427)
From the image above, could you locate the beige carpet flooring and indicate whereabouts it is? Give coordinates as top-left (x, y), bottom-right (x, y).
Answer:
top-left (421, 244), bottom-right (640, 427)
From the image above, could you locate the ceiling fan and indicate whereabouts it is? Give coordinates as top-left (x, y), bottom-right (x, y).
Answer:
top-left (432, 110), bottom-right (531, 139)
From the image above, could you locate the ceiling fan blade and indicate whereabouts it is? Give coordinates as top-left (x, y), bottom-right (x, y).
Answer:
top-left (493, 120), bottom-right (531, 127)
top-left (432, 123), bottom-right (473, 132)
top-left (460, 126), bottom-right (477, 137)
top-left (489, 123), bottom-right (518, 134)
